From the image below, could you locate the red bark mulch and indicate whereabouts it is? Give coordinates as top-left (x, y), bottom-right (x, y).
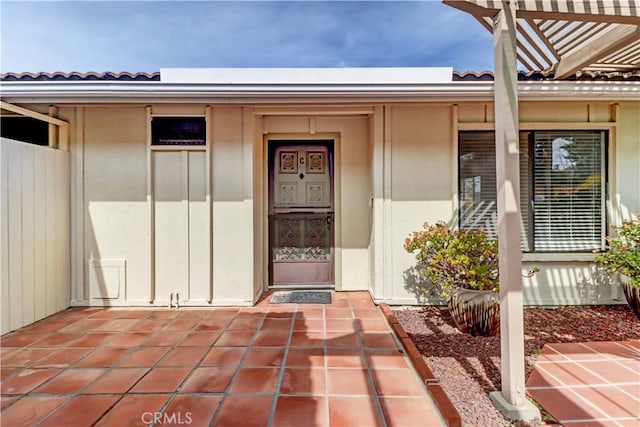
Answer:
top-left (393, 305), bottom-right (640, 426)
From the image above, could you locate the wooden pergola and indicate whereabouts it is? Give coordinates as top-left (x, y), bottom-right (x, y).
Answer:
top-left (443, 0), bottom-right (639, 421)
top-left (447, 0), bottom-right (640, 77)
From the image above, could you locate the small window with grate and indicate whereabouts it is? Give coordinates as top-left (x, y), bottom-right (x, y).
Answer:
top-left (151, 117), bottom-right (205, 146)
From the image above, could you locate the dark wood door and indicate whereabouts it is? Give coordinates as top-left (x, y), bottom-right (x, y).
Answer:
top-left (269, 143), bottom-right (334, 287)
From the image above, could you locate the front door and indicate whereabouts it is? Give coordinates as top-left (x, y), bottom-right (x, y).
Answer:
top-left (269, 141), bottom-right (334, 288)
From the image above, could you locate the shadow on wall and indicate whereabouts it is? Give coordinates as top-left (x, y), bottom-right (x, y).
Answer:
top-left (85, 208), bottom-right (110, 305)
top-left (402, 215), bottom-right (456, 305)
top-left (403, 266), bottom-right (442, 305)
top-left (574, 266), bottom-right (618, 302)
top-left (402, 209), bottom-right (629, 306)
top-left (523, 263), bottom-right (624, 305)
top-left (405, 260), bottom-right (624, 306)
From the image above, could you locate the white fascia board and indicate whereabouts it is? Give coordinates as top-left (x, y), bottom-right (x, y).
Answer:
top-left (518, 81), bottom-right (640, 100)
top-left (159, 67), bottom-right (454, 84)
top-left (0, 80), bottom-right (638, 104)
top-left (0, 81), bottom-right (494, 103)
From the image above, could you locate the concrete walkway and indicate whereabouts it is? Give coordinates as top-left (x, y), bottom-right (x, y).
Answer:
top-left (1, 291), bottom-right (445, 426)
top-left (526, 340), bottom-right (640, 426)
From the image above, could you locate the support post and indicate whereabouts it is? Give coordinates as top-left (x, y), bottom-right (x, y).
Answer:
top-left (488, 1), bottom-right (540, 421)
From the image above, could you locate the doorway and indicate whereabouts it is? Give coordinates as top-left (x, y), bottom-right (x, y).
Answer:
top-left (268, 140), bottom-right (335, 288)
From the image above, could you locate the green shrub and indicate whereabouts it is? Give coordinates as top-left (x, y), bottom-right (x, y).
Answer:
top-left (595, 214), bottom-right (640, 287)
top-left (404, 222), bottom-right (499, 298)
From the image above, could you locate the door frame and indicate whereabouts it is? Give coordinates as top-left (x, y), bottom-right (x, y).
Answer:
top-left (263, 133), bottom-right (342, 291)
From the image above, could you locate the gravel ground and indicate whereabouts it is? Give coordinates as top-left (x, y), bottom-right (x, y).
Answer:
top-left (393, 305), bottom-right (640, 427)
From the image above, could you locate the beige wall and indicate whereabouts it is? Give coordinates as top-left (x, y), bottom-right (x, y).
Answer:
top-left (615, 101), bottom-right (640, 220)
top-left (77, 106), bottom-right (256, 306)
top-left (385, 101), bottom-right (639, 305)
top-left (50, 99), bottom-right (638, 308)
top-left (387, 106), bottom-right (456, 304)
top-left (82, 107), bottom-right (151, 304)
top-left (74, 106), bottom-right (377, 306)
top-left (1, 138), bottom-right (70, 334)
top-left (319, 117), bottom-right (372, 290)
top-left (211, 107), bottom-right (255, 304)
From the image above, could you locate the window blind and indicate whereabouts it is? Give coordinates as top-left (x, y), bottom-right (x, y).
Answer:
top-left (459, 131), bottom-right (497, 233)
top-left (458, 130), bottom-right (605, 253)
top-left (532, 131), bottom-right (604, 251)
top-left (458, 132), bottom-right (530, 251)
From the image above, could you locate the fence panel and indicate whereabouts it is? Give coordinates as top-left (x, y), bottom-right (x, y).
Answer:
top-left (1, 138), bottom-right (70, 334)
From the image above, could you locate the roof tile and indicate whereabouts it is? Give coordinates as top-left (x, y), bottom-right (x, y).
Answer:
top-left (1, 70), bottom-right (638, 82)
top-left (0, 71), bottom-right (160, 81)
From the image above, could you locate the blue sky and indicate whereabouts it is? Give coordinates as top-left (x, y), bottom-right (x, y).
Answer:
top-left (0, 1), bottom-right (494, 73)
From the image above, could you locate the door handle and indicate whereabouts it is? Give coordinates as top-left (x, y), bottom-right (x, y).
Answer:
top-left (326, 212), bottom-right (334, 229)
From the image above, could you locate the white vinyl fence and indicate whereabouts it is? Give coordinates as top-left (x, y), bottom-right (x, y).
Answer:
top-left (1, 138), bottom-right (70, 334)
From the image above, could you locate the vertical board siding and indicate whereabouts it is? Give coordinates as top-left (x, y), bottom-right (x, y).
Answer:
top-left (188, 151), bottom-right (210, 303)
top-left (21, 146), bottom-right (36, 326)
top-left (7, 142), bottom-right (23, 330)
top-left (0, 138), bottom-right (71, 334)
top-left (152, 150), bottom-right (210, 305)
top-left (153, 151), bottom-right (189, 304)
top-left (57, 153), bottom-right (71, 311)
top-left (0, 142), bottom-right (10, 330)
top-left (45, 152), bottom-right (57, 315)
top-left (33, 149), bottom-right (47, 320)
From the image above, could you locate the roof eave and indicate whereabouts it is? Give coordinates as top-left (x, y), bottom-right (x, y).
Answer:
top-left (0, 81), bottom-right (638, 104)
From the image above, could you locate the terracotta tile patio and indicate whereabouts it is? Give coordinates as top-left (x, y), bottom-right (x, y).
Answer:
top-left (0, 291), bottom-right (445, 426)
top-left (526, 340), bottom-right (640, 426)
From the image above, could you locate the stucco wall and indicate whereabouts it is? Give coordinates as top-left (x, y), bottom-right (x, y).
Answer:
top-left (211, 107), bottom-right (254, 304)
top-left (385, 101), bottom-right (639, 306)
top-left (74, 107), bottom-right (374, 306)
top-left (616, 101), bottom-right (640, 219)
top-left (77, 106), bottom-right (256, 306)
top-left (82, 107), bottom-right (151, 304)
top-left (388, 106), bottom-right (455, 304)
top-left (62, 100), bottom-right (638, 307)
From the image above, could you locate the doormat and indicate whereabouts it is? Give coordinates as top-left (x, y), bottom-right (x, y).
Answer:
top-left (270, 291), bottom-right (332, 304)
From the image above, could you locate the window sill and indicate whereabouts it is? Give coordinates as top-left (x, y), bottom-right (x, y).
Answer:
top-left (150, 145), bottom-right (206, 151)
top-left (522, 253), bottom-right (598, 262)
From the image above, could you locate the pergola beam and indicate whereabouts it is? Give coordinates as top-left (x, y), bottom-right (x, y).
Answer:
top-left (516, 22), bottom-right (557, 66)
top-left (474, 14), bottom-right (494, 32)
top-left (525, 18), bottom-right (560, 59)
top-left (1, 100), bottom-right (67, 127)
top-left (444, 0), bottom-right (640, 24)
top-left (556, 23), bottom-right (608, 55)
top-left (0, 100), bottom-right (69, 149)
top-left (555, 24), bottom-right (640, 78)
top-left (445, 0), bottom-right (640, 76)
top-left (517, 10), bottom-right (640, 25)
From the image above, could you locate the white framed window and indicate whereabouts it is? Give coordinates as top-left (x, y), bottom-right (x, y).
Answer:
top-left (459, 130), bottom-right (607, 252)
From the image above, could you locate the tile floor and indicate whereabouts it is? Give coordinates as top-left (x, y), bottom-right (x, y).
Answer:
top-left (526, 340), bottom-right (640, 427)
top-left (1, 291), bottom-right (445, 426)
